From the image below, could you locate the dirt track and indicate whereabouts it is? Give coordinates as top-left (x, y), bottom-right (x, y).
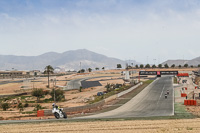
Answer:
top-left (1, 118), bottom-right (200, 133)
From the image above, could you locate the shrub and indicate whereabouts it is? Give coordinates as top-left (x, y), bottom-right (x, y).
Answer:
top-left (43, 90), bottom-right (50, 95)
top-left (50, 89), bottom-right (65, 102)
top-left (34, 104), bottom-right (42, 111)
top-left (79, 86), bottom-right (83, 92)
top-left (24, 102), bottom-right (29, 107)
top-left (31, 88), bottom-right (45, 103)
top-left (18, 103), bottom-right (24, 112)
top-left (1, 103), bottom-right (9, 111)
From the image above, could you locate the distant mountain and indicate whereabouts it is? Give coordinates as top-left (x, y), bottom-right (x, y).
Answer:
top-left (162, 60), bottom-right (189, 66)
top-left (187, 57), bottom-right (200, 66)
top-left (0, 49), bottom-right (127, 71)
top-left (162, 56), bottom-right (200, 66)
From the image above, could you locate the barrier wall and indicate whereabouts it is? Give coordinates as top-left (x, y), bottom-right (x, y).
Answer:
top-left (37, 110), bottom-right (44, 117)
top-left (181, 93), bottom-right (187, 97)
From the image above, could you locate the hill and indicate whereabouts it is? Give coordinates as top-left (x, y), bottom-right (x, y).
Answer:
top-left (0, 49), bottom-right (126, 71)
top-left (162, 56), bottom-right (200, 66)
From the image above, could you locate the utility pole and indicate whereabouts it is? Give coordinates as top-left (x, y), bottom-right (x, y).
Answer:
top-left (53, 78), bottom-right (56, 103)
top-left (80, 62), bottom-right (82, 73)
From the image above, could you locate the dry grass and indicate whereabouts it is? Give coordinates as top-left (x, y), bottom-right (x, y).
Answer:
top-left (1, 119), bottom-right (200, 133)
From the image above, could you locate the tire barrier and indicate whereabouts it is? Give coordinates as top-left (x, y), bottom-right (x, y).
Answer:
top-left (177, 73), bottom-right (189, 77)
top-left (37, 110), bottom-right (44, 117)
top-left (181, 93), bottom-right (187, 97)
top-left (184, 100), bottom-right (197, 106)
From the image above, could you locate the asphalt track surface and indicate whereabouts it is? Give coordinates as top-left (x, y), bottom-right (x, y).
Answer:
top-left (65, 76), bottom-right (111, 90)
top-left (75, 76), bottom-right (174, 119)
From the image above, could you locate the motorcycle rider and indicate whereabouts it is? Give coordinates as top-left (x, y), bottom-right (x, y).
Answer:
top-left (52, 103), bottom-right (60, 110)
top-left (52, 103), bottom-right (67, 119)
top-left (165, 93), bottom-right (167, 99)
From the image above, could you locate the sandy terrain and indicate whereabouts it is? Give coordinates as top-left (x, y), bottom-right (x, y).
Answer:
top-left (0, 69), bottom-right (198, 120)
top-left (1, 119), bottom-right (200, 132)
top-left (0, 72), bottom-right (126, 119)
top-left (174, 75), bottom-right (200, 115)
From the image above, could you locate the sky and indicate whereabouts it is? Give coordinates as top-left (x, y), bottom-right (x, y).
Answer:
top-left (0, 0), bottom-right (200, 64)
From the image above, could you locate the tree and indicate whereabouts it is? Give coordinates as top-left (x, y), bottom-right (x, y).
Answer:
top-left (198, 64), bottom-right (200, 67)
top-left (31, 88), bottom-right (45, 103)
top-left (164, 64), bottom-right (169, 68)
top-left (184, 64), bottom-right (188, 68)
top-left (1, 103), bottom-right (9, 111)
top-left (158, 64), bottom-right (162, 68)
top-left (171, 64), bottom-right (175, 68)
top-left (191, 65), bottom-right (194, 68)
top-left (102, 67), bottom-right (105, 71)
top-left (135, 65), bottom-right (139, 68)
top-left (88, 68), bottom-right (92, 72)
top-left (44, 65), bottom-right (54, 88)
top-left (140, 64), bottom-right (144, 68)
top-left (145, 64), bottom-right (150, 68)
top-left (50, 89), bottom-right (65, 102)
top-left (152, 65), bottom-right (156, 68)
top-left (80, 69), bottom-right (85, 73)
top-left (117, 64), bottom-right (122, 69)
top-left (178, 65), bottom-right (182, 68)
top-left (95, 67), bottom-right (99, 71)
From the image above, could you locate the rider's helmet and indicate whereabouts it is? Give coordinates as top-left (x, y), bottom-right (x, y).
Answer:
top-left (52, 103), bottom-right (55, 107)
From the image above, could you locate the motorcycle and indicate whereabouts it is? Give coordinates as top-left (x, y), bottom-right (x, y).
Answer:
top-left (52, 106), bottom-right (67, 119)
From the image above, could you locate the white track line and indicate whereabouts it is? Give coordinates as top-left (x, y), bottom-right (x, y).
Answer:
top-left (157, 85), bottom-right (165, 105)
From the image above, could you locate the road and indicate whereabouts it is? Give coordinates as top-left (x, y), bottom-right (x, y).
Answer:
top-left (64, 76), bottom-right (111, 90)
top-left (75, 76), bottom-right (174, 119)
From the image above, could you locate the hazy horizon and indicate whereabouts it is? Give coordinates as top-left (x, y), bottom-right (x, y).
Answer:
top-left (0, 0), bottom-right (200, 64)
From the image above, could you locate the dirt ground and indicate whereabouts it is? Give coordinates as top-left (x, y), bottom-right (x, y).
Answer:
top-left (0, 71), bottom-right (128, 119)
top-left (1, 118), bottom-right (200, 133)
top-left (0, 68), bottom-right (198, 120)
top-left (174, 75), bottom-right (200, 115)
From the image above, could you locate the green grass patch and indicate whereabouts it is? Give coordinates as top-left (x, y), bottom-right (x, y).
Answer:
top-left (20, 96), bottom-right (32, 100)
top-left (22, 111), bottom-right (36, 114)
top-left (88, 80), bottom-right (153, 105)
top-left (174, 77), bottom-right (178, 84)
top-left (43, 98), bottom-right (53, 103)
top-left (26, 101), bottom-right (35, 103)
top-left (144, 80), bottom-right (153, 84)
top-left (174, 103), bottom-right (194, 119)
top-left (0, 95), bottom-right (31, 103)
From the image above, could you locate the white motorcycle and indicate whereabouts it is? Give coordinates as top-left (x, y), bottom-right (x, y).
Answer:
top-left (52, 104), bottom-right (67, 119)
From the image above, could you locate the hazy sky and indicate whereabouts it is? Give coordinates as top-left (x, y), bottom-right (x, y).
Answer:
top-left (0, 0), bottom-right (200, 64)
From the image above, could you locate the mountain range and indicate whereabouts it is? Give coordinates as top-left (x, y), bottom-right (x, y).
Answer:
top-left (162, 56), bottom-right (200, 66)
top-left (0, 49), bottom-right (134, 71)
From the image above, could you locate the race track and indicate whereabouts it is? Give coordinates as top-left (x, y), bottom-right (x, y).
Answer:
top-left (75, 76), bottom-right (174, 119)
